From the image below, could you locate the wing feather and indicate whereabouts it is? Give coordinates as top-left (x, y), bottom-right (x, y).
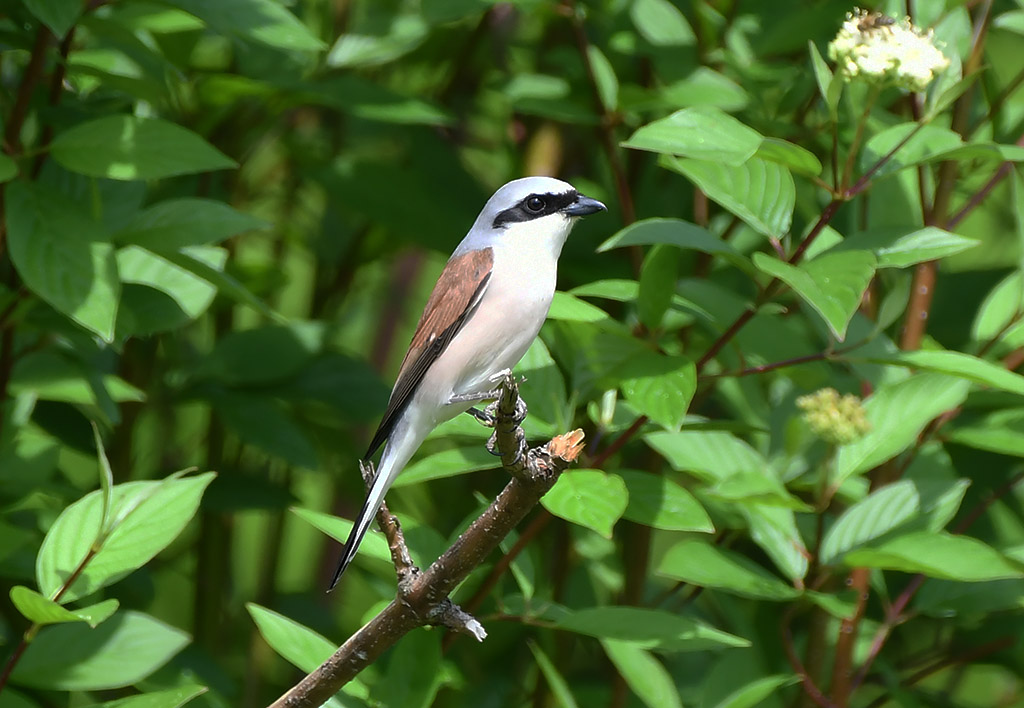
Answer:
top-left (363, 247), bottom-right (493, 460)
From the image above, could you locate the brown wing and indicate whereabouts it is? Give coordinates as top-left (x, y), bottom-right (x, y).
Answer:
top-left (363, 247), bottom-right (494, 460)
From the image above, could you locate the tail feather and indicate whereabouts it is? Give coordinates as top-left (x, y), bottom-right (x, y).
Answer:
top-left (327, 419), bottom-right (423, 591)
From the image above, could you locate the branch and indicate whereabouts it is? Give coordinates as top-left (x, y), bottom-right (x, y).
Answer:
top-left (268, 377), bottom-right (585, 708)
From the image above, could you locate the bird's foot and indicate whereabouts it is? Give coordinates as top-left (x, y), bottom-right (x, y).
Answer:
top-left (465, 407), bottom-right (495, 427)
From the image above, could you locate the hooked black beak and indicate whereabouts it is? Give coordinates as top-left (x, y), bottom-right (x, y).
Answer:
top-left (563, 194), bottom-right (607, 217)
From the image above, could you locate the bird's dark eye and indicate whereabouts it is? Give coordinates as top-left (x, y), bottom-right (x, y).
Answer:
top-left (525, 196), bottom-right (546, 213)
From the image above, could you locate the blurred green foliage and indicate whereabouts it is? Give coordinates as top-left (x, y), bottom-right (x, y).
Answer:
top-left (1, 0), bottom-right (1024, 707)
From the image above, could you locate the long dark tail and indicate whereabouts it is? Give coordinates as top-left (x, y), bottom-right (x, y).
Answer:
top-left (327, 456), bottom-right (397, 591)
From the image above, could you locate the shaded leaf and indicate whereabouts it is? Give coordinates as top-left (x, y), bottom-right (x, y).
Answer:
top-left (656, 539), bottom-right (798, 600)
top-left (13, 611), bottom-right (189, 690)
top-left (167, 0), bottom-right (325, 51)
top-left (529, 642), bottom-right (580, 708)
top-left (116, 198), bottom-right (267, 251)
top-left (558, 606), bottom-right (749, 651)
top-left (6, 181), bottom-right (120, 341)
top-left (598, 218), bottom-right (753, 274)
top-left (601, 640), bottom-right (682, 708)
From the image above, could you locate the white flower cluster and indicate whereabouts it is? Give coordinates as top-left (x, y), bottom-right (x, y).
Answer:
top-left (828, 9), bottom-right (950, 92)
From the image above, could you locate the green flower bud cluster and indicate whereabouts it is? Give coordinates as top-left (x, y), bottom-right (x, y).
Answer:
top-left (796, 388), bottom-right (872, 446)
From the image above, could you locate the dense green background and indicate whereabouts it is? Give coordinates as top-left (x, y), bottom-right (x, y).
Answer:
top-left (1, 0), bottom-right (1024, 707)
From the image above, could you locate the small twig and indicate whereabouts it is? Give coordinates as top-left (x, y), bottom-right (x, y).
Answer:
top-left (781, 605), bottom-right (840, 708)
top-left (359, 460), bottom-right (418, 587)
top-left (863, 636), bottom-right (1015, 708)
top-left (269, 382), bottom-right (585, 708)
top-left (850, 469), bottom-right (1024, 691)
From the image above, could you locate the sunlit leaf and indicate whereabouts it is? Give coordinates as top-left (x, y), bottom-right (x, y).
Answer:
top-left (663, 156), bottom-right (795, 237)
top-left (541, 470), bottom-right (628, 538)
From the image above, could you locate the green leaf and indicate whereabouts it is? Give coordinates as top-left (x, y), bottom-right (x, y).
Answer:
top-left (81, 685), bottom-right (208, 708)
top-left (376, 629), bottom-right (444, 708)
top-left (5, 181), bottom-right (120, 341)
top-left (820, 478), bottom-right (970, 565)
top-left (198, 322), bottom-right (325, 386)
top-left (73, 598), bottom-right (120, 627)
top-left (587, 45), bottom-right (618, 111)
top-left (326, 14), bottom-right (427, 68)
top-left (645, 430), bottom-right (765, 483)
top-left (711, 675), bottom-right (799, 708)
top-left (209, 391), bottom-right (317, 468)
top-left (163, 249), bottom-right (281, 321)
top-left (10, 586), bottom-right (118, 627)
top-left (871, 349), bottom-right (1024, 396)
top-left (37, 473), bottom-right (215, 603)
top-left (597, 218), bottom-right (752, 274)
top-left (663, 156), bottom-right (795, 238)
top-left (167, 0), bottom-right (325, 51)
top-left (860, 123), bottom-right (963, 178)
top-left (547, 292), bottom-right (612, 323)
top-left (51, 116), bottom-right (235, 180)
top-left (657, 539), bottom-right (798, 600)
top-left (247, 603), bottom-right (334, 671)
top-left (293, 76), bottom-right (453, 127)
top-left (756, 137), bottom-right (822, 177)
top-left (630, 0), bottom-right (695, 46)
top-left (394, 445), bottom-right (499, 487)
top-left (23, 0), bottom-right (80, 37)
top-left (528, 642), bottom-right (580, 708)
top-left (601, 640), bottom-right (682, 708)
top-left (557, 606), bottom-right (749, 651)
top-left (290, 507), bottom-right (390, 564)
top-left (0, 153), bottom-right (17, 183)
top-left (93, 422), bottom-right (114, 537)
top-left (843, 532), bottom-right (1024, 581)
top-left (753, 250), bottom-right (876, 340)
top-left (623, 107), bottom-right (761, 165)
top-left (972, 272), bottom-right (1024, 342)
top-left (834, 374), bottom-right (971, 482)
top-left (12, 611), bottom-right (190, 690)
top-left (619, 470), bottom-right (713, 532)
top-left (832, 226), bottom-right (978, 268)
top-left (116, 198), bottom-right (267, 251)
top-left (117, 246), bottom-right (223, 328)
top-left (741, 505), bottom-right (808, 581)
top-left (619, 354), bottom-right (696, 431)
top-left (637, 244), bottom-right (680, 329)
top-left (807, 41), bottom-right (834, 112)
top-left (541, 470), bottom-right (628, 538)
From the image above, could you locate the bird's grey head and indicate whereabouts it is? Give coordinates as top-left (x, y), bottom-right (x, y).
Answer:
top-left (472, 176), bottom-right (606, 233)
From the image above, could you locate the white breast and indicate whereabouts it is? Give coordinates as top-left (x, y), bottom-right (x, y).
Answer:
top-left (415, 213), bottom-right (574, 424)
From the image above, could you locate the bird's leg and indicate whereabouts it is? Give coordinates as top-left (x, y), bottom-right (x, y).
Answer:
top-left (453, 369), bottom-right (528, 427)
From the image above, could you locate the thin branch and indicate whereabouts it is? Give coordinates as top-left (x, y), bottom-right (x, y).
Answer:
top-left (781, 605), bottom-right (840, 708)
top-left (268, 380), bottom-right (585, 708)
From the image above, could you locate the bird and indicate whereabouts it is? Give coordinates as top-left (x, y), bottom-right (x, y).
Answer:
top-left (329, 176), bottom-right (606, 589)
